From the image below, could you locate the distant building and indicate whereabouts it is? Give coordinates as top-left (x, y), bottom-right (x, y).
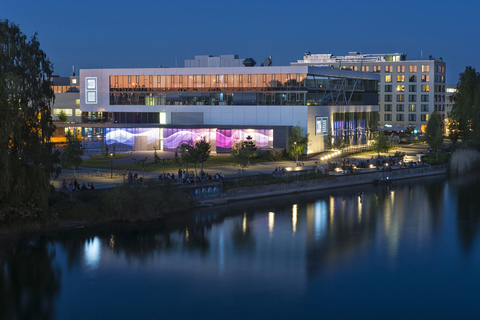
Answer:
top-left (50, 71), bottom-right (81, 124)
top-left (293, 52), bottom-right (446, 132)
top-left (444, 84), bottom-right (457, 136)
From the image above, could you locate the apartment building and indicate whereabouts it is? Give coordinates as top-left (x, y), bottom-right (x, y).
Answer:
top-left (293, 52), bottom-right (446, 132)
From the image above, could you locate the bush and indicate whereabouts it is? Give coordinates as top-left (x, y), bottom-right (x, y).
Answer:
top-left (449, 148), bottom-right (480, 174)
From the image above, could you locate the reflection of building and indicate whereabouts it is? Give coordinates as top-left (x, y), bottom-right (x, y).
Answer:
top-left (293, 52), bottom-right (446, 132)
top-left (54, 55), bottom-right (379, 153)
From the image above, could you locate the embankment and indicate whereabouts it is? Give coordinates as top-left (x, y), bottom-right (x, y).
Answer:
top-left (197, 165), bottom-right (446, 206)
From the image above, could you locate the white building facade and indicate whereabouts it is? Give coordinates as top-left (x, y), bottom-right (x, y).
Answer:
top-left (66, 61), bottom-right (380, 153)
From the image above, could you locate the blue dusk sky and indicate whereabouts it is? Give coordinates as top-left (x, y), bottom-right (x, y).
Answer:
top-left (2, 0), bottom-right (479, 84)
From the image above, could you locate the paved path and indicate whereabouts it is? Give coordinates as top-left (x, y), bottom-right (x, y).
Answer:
top-left (52, 143), bottom-right (431, 191)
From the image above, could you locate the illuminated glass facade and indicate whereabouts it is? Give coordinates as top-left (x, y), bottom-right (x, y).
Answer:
top-left (108, 74), bottom-right (377, 107)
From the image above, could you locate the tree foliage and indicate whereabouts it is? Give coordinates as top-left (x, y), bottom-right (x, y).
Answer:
top-left (175, 138), bottom-right (211, 176)
top-left (287, 125), bottom-right (309, 161)
top-left (60, 132), bottom-right (83, 170)
top-left (0, 20), bottom-right (57, 221)
top-left (57, 110), bottom-right (68, 122)
top-left (449, 66), bottom-right (480, 148)
top-left (425, 111), bottom-right (444, 155)
top-left (371, 131), bottom-right (389, 158)
top-left (230, 135), bottom-right (257, 174)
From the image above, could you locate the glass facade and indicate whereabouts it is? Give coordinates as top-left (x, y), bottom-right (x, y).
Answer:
top-left (109, 74), bottom-right (377, 107)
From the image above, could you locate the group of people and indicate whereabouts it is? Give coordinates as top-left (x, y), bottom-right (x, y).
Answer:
top-left (62, 178), bottom-right (95, 192)
top-left (272, 167), bottom-right (286, 176)
top-left (173, 169), bottom-right (225, 184)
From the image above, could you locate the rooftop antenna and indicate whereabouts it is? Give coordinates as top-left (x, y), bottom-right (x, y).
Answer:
top-left (421, 50), bottom-right (423, 59)
top-left (71, 65), bottom-right (75, 76)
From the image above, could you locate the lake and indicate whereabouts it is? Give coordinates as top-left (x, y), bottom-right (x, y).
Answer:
top-left (1, 173), bottom-right (480, 319)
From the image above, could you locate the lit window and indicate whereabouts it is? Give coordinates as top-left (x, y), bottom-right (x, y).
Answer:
top-left (397, 95), bottom-right (404, 102)
top-left (385, 75), bottom-right (392, 83)
top-left (75, 99), bottom-right (80, 106)
top-left (72, 79), bottom-right (77, 84)
top-left (396, 85), bottom-right (405, 92)
top-left (361, 66), bottom-right (369, 72)
top-left (409, 65), bottom-right (417, 73)
top-left (373, 66), bottom-right (381, 72)
top-left (409, 104), bottom-right (416, 112)
top-left (422, 85), bottom-right (430, 92)
top-left (422, 65), bottom-right (430, 72)
top-left (385, 66), bottom-right (393, 73)
top-left (397, 75), bottom-right (405, 82)
top-left (421, 75), bottom-right (429, 82)
top-left (397, 65), bottom-right (405, 73)
top-left (159, 112), bottom-right (166, 124)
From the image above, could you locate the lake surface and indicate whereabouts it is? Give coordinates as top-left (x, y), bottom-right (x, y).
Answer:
top-left (2, 173), bottom-right (480, 319)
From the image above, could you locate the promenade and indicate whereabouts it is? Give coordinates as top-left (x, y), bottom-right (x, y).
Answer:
top-left (52, 143), bottom-right (431, 191)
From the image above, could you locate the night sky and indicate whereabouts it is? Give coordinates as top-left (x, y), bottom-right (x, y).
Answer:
top-left (3, 0), bottom-right (479, 84)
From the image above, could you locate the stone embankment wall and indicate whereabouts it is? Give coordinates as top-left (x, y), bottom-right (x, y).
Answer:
top-left (199, 165), bottom-right (446, 206)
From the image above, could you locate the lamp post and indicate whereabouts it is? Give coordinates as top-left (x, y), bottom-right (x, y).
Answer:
top-left (110, 153), bottom-right (113, 178)
top-left (294, 141), bottom-right (297, 163)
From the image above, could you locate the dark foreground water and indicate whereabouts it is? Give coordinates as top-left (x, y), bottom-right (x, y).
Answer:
top-left (2, 173), bottom-right (480, 320)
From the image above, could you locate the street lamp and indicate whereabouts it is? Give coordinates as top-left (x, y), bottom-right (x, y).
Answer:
top-left (110, 153), bottom-right (113, 178)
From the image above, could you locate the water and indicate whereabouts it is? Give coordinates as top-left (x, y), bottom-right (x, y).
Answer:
top-left (2, 173), bottom-right (480, 319)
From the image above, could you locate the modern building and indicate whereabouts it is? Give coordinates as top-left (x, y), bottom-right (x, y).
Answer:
top-left (444, 84), bottom-right (457, 136)
top-left (54, 55), bottom-right (380, 153)
top-left (50, 71), bottom-right (81, 124)
top-left (293, 52), bottom-right (446, 132)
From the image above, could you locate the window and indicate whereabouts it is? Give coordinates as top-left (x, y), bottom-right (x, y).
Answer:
top-left (352, 66), bottom-right (358, 71)
top-left (409, 65), bottom-right (417, 73)
top-left (373, 65), bottom-right (381, 72)
top-left (409, 95), bottom-right (417, 102)
top-left (396, 104), bottom-right (404, 111)
top-left (422, 65), bottom-right (430, 72)
top-left (409, 104), bottom-right (416, 112)
top-left (397, 75), bottom-right (405, 82)
top-left (396, 85), bottom-right (405, 92)
top-left (421, 95), bottom-right (429, 102)
top-left (397, 114), bottom-right (404, 121)
top-left (397, 65), bottom-right (405, 73)
top-left (408, 114), bottom-right (416, 121)
top-left (409, 85), bottom-right (417, 92)
top-left (397, 95), bottom-right (404, 102)
top-left (409, 75), bottom-right (417, 82)
top-left (421, 75), bottom-right (429, 82)
top-left (421, 85), bottom-right (430, 92)
top-left (385, 65), bottom-right (393, 73)
top-left (421, 104), bottom-right (429, 112)
top-left (361, 66), bottom-right (369, 72)
top-left (385, 85), bottom-right (392, 92)
top-left (421, 114), bottom-right (429, 121)
top-left (385, 114), bottom-right (392, 121)
top-left (384, 104), bottom-right (392, 111)
top-left (384, 94), bottom-right (392, 102)
top-left (75, 99), bottom-right (80, 106)
top-left (385, 75), bottom-right (392, 83)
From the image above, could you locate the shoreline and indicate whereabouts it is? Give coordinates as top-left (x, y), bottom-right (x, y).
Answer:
top-left (195, 164), bottom-right (447, 206)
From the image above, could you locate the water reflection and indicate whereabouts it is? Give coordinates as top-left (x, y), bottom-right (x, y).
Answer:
top-left (2, 174), bottom-right (480, 319)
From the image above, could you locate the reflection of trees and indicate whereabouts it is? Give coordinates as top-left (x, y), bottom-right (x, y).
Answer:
top-left (0, 239), bottom-right (60, 320)
top-left (183, 227), bottom-right (210, 254)
top-left (456, 175), bottom-right (480, 255)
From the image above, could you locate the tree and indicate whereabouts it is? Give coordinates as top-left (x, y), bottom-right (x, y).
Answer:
top-left (57, 110), bottom-right (68, 122)
top-left (192, 137), bottom-right (211, 174)
top-left (60, 132), bottom-right (84, 172)
top-left (287, 125), bottom-right (309, 162)
top-left (425, 111), bottom-right (444, 157)
top-left (371, 131), bottom-right (389, 158)
top-left (0, 20), bottom-right (57, 221)
top-left (230, 135), bottom-right (257, 175)
top-left (449, 66), bottom-right (480, 149)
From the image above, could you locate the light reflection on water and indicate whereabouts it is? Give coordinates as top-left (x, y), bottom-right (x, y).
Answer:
top-left (3, 174), bottom-right (480, 319)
